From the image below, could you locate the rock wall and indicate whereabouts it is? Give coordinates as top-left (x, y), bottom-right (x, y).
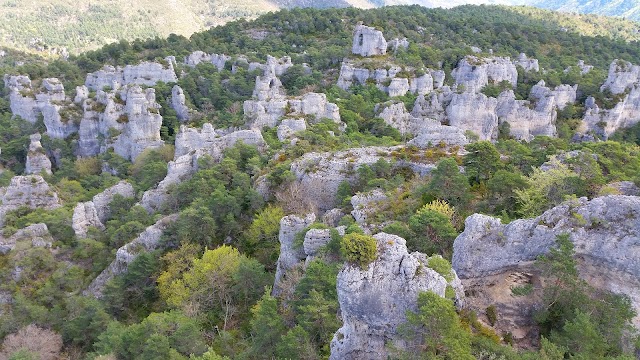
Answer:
top-left (452, 195), bottom-right (640, 327)
top-left (330, 233), bottom-right (464, 359)
top-left (273, 213), bottom-right (316, 295)
top-left (171, 85), bottom-right (191, 122)
top-left (184, 51), bottom-right (230, 71)
top-left (85, 214), bottom-right (178, 298)
top-left (601, 59), bottom-right (640, 95)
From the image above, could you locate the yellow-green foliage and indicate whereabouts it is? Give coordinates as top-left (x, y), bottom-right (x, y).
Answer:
top-left (426, 255), bottom-right (454, 282)
top-left (417, 199), bottom-right (455, 221)
top-left (340, 233), bottom-right (377, 268)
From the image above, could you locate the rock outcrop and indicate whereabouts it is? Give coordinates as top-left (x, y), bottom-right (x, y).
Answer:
top-left (85, 214), bottom-right (178, 297)
top-left (72, 181), bottom-right (135, 238)
top-left (330, 233), bottom-right (464, 359)
top-left (273, 213), bottom-right (316, 294)
top-left (452, 195), bottom-right (640, 327)
top-left (85, 60), bottom-right (177, 91)
top-left (0, 223), bottom-right (52, 255)
top-left (447, 91), bottom-right (499, 141)
top-left (0, 176), bottom-right (61, 228)
top-left (184, 51), bottom-right (230, 71)
top-left (350, 190), bottom-right (387, 225)
top-left (452, 56), bottom-right (518, 93)
top-left (171, 85), bottom-right (191, 122)
top-left (352, 24), bottom-right (387, 57)
top-left (496, 90), bottom-right (557, 140)
top-left (582, 85), bottom-right (640, 139)
top-left (514, 53), bottom-right (539, 72)
top-left (25, 134), bottom-right (52, 175)
top-left (140, 125), bottom-right (266, 213)
top-left (601, 59), bottom-right (640, 95)
top-left (4, 75), bottom-right (39, 123)
top-left (336, 62), bottom-right (443, 97)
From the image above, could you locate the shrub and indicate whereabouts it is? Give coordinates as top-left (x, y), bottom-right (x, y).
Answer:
top-left (340, 233), bottom-right (377, 268)
top-left (486, 305), bottom-right (498, 326)
top-left (426, 256), bottom-right (454, 281)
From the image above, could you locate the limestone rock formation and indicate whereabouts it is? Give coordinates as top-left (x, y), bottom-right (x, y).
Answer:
top-left (25, 134), bottom-right (52, 175)
top-left (0, 176), bottom-right (61, 227)
top-left (352, 24), bottom-right (387, 57)
top-left (0, 223), bottom-right (52, 255)
top-left (85, 59), bottom-right (178, 91)
top-left (452, 195), bottom-right (640, 327)
top-left (351, 190), bottom-right (387, 225)
top-left (336, 61), bottom-right (442, 96)
top-left (141, 125), bottom-right (265, 213)
top-left (85, 215), bottom-right (178, 298)
top-left (330, 233), bottom-right (464, 359)
top-left (184, 51), bottom-right (230, 71)
top-left (582, 85), bottom-right (640, 138)
top-left (446, 91), bottom-right (499, 141)
top-left (71, 202), bottom-right (104, 239)
top-left (452, 56), bottom-right (518, 93)
top-left (496, 90), bottom-right (557, 141)
top-left (387, 38), bottom-right (409, 53)
top-left (248, 55), bottom-right (294, 77)
top-left (171, 85), bottom-right (191, 122)
top-left (601, 59), bottom-right (640, 95)
top-left (3, 75), bottom-right (39, 123)
top-left (514, 53), bottom-right (539, 72)
top-left (72, 181), bottom-right (135, 238)
top-left (277, 119), bottom-right (307, 141)
top-left (273, 213), bottom-right (316, 294)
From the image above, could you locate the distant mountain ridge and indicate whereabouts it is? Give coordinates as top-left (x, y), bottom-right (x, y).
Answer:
top-left (0, 0), bottom-right (637, 55)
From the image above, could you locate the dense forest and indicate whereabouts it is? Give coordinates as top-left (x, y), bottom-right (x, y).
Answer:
top-left (0, 5), bottom-right (639, 360)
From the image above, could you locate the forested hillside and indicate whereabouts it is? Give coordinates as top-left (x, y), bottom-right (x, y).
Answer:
top-left (0, 5), bottom-right (639, 360)
top-left (0, 0), bottom-right (639, 55)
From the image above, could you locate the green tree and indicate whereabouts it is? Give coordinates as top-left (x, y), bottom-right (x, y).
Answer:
top-left (425, 158), bottom-right (471, 208)
top-left (397, 291), bottom-right (473, 360)
top-left (245, 290), bottom-right (285, 360)
top-left (463, 141), bottom-right (502, 184)
top-left (408, 206), bottom-right (458, 258)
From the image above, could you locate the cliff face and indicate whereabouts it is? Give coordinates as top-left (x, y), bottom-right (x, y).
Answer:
top-left (452, 195), bottom-right (640, 327)
top-left (0, 176), bottom-right (61, 228)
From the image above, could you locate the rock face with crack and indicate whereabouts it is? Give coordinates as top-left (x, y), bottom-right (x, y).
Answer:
top-left (452, 56), bottom-right (518, 93)
top-left (352, 24), bottom-right (387, 57)
top-left (85, 60), bottom-right (177, 91)
top-left (85, 214), bottom-right (178, 298)
top-left (273, 213), bottom-right (316, 295)
top-left (171, 85), bottom-right (191, 122)
top-left (452, 195), bottom-right (640, 328)
top-left (330, 233), bottom-right (464, 360)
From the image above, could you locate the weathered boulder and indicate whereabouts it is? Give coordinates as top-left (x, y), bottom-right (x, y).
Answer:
top-left (171, 85), bottom-right (191, 122)
top-left (25, 134), bottom-right (52, 175)
top-left (0, 176), bottom-right (61, 228)
top-left (337, 62), bottom-right (441, 97)
top-left (452, 195), bottom-right (640, 327)
top-left (352, 24), bottom-right (387, 57)
top-left (330, 233), bottom-right (464, 359)
top-left (244, 92), bottom-right (341, 130)
top-left (72, 181), bottom-right (135, 238)
top-left (85, 214), bottom-right (178, 298)
top-left (452, 56), bottom-right (518, 93)
top-left (253, 72), bottom-right (286, 101)
top-left (387, 38), bottom-right (409, 53)
top-left (0, 223), bottom-right (52, 255)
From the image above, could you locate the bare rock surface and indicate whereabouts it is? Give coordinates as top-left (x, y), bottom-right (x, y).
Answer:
top-left (0, 176), bottom-right (61, 228)
top-left (25, 134), bottom-right (52, 175)
top-left (273, 213), bottom-right (316, 295)
top-left (0, 223), bottom-right (52, 255)
top-left (330, 233), bottom-right (464, 359)
top-left (352, 24), bottom-right (387, 57)
top-left (72, 181), bottom-right (135, 238)
top-left (452, 195), bottom-right (640, 327)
